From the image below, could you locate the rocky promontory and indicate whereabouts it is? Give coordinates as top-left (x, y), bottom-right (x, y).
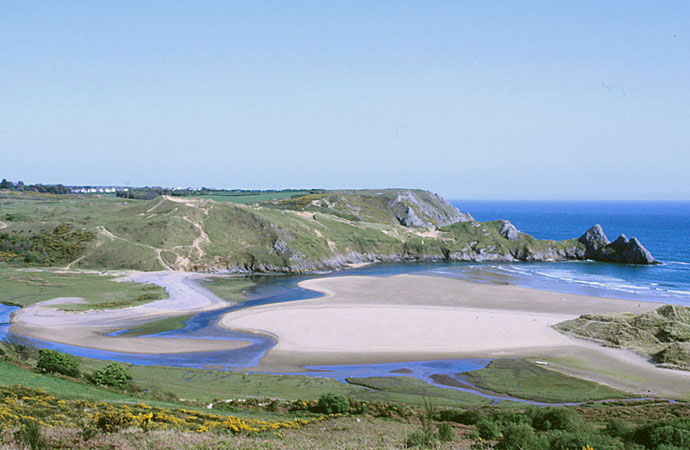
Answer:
top-left (578, 224), bottom-right (658, 265)
top-left (0, 189), bottom-right (659, 272)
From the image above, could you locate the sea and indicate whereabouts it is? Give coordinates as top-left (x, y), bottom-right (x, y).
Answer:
top-left (446, 200), bottom-right (690, 305)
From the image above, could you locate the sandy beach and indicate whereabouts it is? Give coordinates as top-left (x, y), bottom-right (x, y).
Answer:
top-left (220, 274), bottom-right (690, 398)
top-left (10, 271), bottom-right (251, 354)
top-left (220, 273), bottom-right (661, 357)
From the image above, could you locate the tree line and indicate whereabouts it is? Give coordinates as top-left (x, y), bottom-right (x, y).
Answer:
top-left (0, 178), bottom-right (71, 195)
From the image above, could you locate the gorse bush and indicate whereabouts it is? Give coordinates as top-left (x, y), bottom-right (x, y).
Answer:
top-left (89, 362), bottom-right (133, 389)
top-left (317, 393), bottom-right (350, 414)
top-left (0, 224), bottom-right (94, 265)
top-left (96, 410), bottom-right (134, 433)
top-left (36, 349), bottom-right (80, 377)
top-left (13, 420), bottom-right (48, 450)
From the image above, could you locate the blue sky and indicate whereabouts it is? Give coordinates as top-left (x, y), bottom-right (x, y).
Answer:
top-left (1, 1), bottom-right (689, 199)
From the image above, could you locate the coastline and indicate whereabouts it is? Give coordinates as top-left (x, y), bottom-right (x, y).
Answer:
top-left (7, 268), bottom-right (690, 398)
top-left (8, 270), bottom-right (252, 354)
top-left (219, 274), bottom-right (690, 398)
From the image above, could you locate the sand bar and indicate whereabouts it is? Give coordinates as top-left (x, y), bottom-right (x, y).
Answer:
top-left (10, 271), bottom-right (251, 354)
top-left (220, 274), bottom-right (690, 398)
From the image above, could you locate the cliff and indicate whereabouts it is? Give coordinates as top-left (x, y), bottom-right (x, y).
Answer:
top-left (0, 190), bottom-right (658, 272)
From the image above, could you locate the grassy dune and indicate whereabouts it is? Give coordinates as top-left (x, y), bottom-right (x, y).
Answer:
top-left (0, 268), bottom-right (167, 310)
top-left (555, 305), bottom-right (690, 370)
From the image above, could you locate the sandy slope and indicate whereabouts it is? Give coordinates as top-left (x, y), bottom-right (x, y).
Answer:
top-left (220, 274), bottom-right (690, 398)
top-left (10, 271), bottom-right (251, 354)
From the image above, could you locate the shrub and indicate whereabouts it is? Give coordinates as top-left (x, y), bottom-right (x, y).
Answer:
top-left (633, 418), bottom-right (690, 449)
top-left (95, 410), bottom-right (133, 433)
top-left (2, 334), bottom-right (38, 362)
top-left (497, 423), bottom-right (548, 450)
top-left (36, 349), bottom-right (80, 377)
top-left (405, 430), bottom-right (431, 448)
top-left (89, 363), bottom-right (133, 389)
top-left (437, 408), bottom-right (483, 425)
top-left (13, 420), bottom-right (47, 450)
top-left (527, 406), bottom-right (580, 431)
top-left (317, 393), bottom-right (350, 414)
top-left (476, 419), bottom-right (500, 440)
top-left (605, 418), bottom-right (633, 439)
top-left (437, 422), bottom-right (454, 442)
top-left (547, 429), bottom-right (624, 450)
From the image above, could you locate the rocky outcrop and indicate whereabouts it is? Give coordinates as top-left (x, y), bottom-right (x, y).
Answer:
top-left (394, 205), bottom-right (427, 227)
top-left (391, 191), bottom-right (473, 227)
top-left (498, 220), bottom-right (519, 241)
top-left (578, 224), bottom-right (610, 251)
top-left (578, 225), bottom-right (658, 265)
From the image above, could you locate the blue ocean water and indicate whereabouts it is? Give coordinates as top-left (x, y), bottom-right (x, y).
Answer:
top-left (448, 200), bottom-right (690, 304)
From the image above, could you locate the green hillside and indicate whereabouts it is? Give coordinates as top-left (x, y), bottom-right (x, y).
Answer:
top-left (1, 189), bottom-right (589, 272)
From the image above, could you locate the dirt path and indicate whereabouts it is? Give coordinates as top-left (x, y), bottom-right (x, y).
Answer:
top-left (181, 216), bottom-right (210, 260)
top-left (98, 226), bottom-right (173, 270)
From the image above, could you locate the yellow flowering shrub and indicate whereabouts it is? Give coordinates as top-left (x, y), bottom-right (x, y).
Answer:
top-left (0, 385), bottom-right (319, 435)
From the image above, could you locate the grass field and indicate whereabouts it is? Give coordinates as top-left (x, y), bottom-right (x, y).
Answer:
top-left (0, 268), bottom-right (167, 309)
top-left (462, 359), bottom-right (634, 403)
top-left (200, 276), bottom-right (259, 304)
top-left (346, 376), bottom-right (492, 407)
top-left (116, 314), bottom-right (192, 337)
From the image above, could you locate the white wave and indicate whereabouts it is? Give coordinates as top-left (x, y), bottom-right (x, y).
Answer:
top-left (668, 290), bottom-right (690, 296)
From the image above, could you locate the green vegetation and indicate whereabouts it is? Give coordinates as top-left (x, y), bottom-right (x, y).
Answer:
top-left (0, 178), bottom-right (71, 195)
top-left (114, 314), bottom-right (191, 337)
top-left (555, 305), bottom-right (690, 369)
top-left (2, 355), bottom-right (690, 449)
top-left (346, 376), bottom-right (492, 407)
top-left (317, 393), bottom-right (350, 414)
top-left (0, 268), bottom-right (167, 309)
top-left (173, 188), bottom-right (320, 204)
top-left (0, 189), bottom-right (591, 272)
top-left (200, 275), bottom-right (258, 304)
top-left (36, 349), bottom-right (81, 377)
top-left (88, 363), bottom-right (133, 389)
top-left (462, 359), bottom-right (633, 403)
top-left (0, 223), bottom-right (94, 265)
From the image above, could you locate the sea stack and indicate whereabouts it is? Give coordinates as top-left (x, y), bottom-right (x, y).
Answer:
top-left (578, 225), bottom-right (658, 265)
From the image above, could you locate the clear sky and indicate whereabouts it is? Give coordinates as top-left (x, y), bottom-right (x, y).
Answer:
top-left (1, 1), bottom-right (689, 199)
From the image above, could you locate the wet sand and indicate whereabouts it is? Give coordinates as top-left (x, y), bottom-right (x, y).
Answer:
top-left (220, 274), bottom-right (690, 398)
top-left (10, 271), bottom-right (252, 354)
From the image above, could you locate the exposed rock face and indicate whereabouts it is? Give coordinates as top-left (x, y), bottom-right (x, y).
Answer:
top-left (391, 190), bottom-right (472, 227)
top-left (394, 205), bottom-right (426, 227)
top-left (578, 225), bottom-right (658, 265)
top-left (498, 220), bottom-right (519, 241)
top-left (578, 224), bottom-right (610, 251)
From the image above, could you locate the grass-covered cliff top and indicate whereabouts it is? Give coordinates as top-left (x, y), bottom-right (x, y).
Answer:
top-left (0, 188), bottom-right (607, 272)
top-left (555, 305), bottom-right (690, 370)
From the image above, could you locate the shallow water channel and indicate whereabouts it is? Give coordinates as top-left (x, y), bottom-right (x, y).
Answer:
top-left (0, 263), bottom-right (660, 406)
